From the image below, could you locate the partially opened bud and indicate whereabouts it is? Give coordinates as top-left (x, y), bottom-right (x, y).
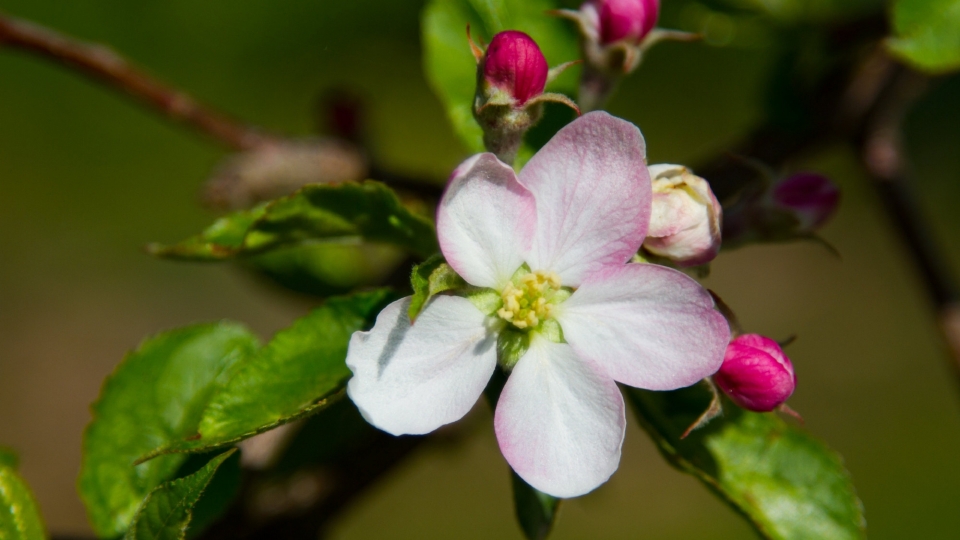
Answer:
top-left (481, 31), bottom-right (549, 106)
top-left (595, 0), bottom-right (660, 44)
top-left (771, 172), bottom-right (840, 232)
top-left (715, 334), bottom-right (796, 412)
top-left (643, 164), bottom-right (722, 267)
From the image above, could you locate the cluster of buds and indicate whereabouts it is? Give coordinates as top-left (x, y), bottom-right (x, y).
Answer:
top-left (642, 164), bottom-right (722, 268)
top-left (554, 0), bottom-right (697, 111)
top-left (715, 334), bottom-right (796, 412)
top-left (723, 170), bottom-right (841, 249)
top-left (471, 30), bottom-right (579, 165)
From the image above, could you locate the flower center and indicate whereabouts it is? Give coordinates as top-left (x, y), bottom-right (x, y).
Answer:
top-left (497, 270), bottom-right (563, 330)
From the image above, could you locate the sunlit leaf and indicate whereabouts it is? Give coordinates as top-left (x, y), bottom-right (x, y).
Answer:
top-left (141, 289), bottom-right (397, 458)
top-left (124, 449), bottom-right (237, 540)
top-left (0, 461), bottom-right (48, 540)
top-left (79, 323), bottom-right (260, 538)
top-left (887, 0), bottom-right (960, 74)
top-left (150, 181), bottom-right (437, 261)
top-left (627, 384), bottom-right (865, 540)
top-left (422, 0), bottom-right (579, 156)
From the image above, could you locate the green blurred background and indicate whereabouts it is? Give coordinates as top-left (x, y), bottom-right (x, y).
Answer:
top-left (2, 0), bottom-right (960, 537)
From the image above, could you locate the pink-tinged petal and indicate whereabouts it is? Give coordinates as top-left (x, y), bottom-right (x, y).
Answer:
top-left (519, 111), bottom-right (650, 285)
top-left (438, 153), bottom-right (536, 288)
top-left (346, 296), bottom-right (496, 436)
top-left (556, 263), bottom-right (729, 390)
top-left (495, 338), bottom-right (625, 498)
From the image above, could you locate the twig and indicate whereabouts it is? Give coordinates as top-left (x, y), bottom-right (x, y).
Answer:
top-left (0, 12), bottom-right (271, 150)
top-left (852, 56), bottom-right (960, 381)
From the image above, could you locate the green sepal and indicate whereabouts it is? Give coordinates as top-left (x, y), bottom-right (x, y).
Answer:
top-left (124, 449), bottom-right (237, 540)
top-left (409, 254), bottom-right (468, 321)
top-left (464, 287), bottom-right (502, 316)
top-left (498, 328), bottom-right (530, 370)
top-left (512, 471), bottom-right (561, 540)
top-left (626, 384), bottom-right (866, 540)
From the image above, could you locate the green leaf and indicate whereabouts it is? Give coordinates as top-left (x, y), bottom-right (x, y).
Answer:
top-left (626, 384), bottom-right (866, 540)
top-left (177, 451), bottom-right (243, 538)
top-left (422, 0), bottom-right (579, 155)
top-left (408, 254), bottom-right (466, 320)
top-left (147, 206), bottom-right (266, 261)
top-left (79, 322), bottom-right (260, 538)
top-left (0, 448), bottom-right (18, 469)
top-left (0, 464), bottom-right (47, 540)
top-left (142, 289), bottom-right (398, 458)
top-left (150, 181), bottom-right (438, 261)
top-left (512, 471), bottom-right (560, 540)
top-left (124, 449), bottom-right (237, 540)
top-left (887, 0), bottom-right (960, 74)
top-left (246, 182), bottom-right (438, 258)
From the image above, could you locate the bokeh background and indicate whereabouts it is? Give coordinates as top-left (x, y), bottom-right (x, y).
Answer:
top-left (2, 0), bottom-right (960, 538)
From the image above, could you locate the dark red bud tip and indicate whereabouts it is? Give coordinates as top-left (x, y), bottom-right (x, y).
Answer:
top-left (593, 0), bottom-right (660, 45)
top-left (772, 172), bottom-right (840, 231)
top-left (714, 334), bottom-right (796, 412)
top-left (483, 31), bottom-right (548, 105)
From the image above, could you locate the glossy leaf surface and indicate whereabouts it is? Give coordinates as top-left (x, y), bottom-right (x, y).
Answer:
top-left (79, 323), bottom-right (260, 538)
top-left (627, 384), bottom-right (865, 540)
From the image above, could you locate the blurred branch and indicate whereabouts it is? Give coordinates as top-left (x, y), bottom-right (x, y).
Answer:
top-left (698, 13), bottom-right (960, 386)
top-left (0, 12), bottom-right (273, 150)
top-left (0, 12), bottom-right (445, 206)
top-left (851, 55), bottom-right (960, 381)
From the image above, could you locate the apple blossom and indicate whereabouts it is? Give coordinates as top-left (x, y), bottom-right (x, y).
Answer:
top-left (345, 112), bottom-right (730, 498)
top-left (643, 164), bottom-right (722, 267)
top-left (714, 334), bottom-right (796, 412)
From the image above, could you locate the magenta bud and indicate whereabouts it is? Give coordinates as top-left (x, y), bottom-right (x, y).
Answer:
top-left (771, 172), bottom-right (840, 231)
top-left (714, 334), bottom-right (796, 412)
top-left (593, 0), bottom-right (659, 44)
top-left (482, 31), bottom-right (549, 106)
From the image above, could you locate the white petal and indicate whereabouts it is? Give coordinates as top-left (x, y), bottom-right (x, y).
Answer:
top-left (438, 153), bottom-right (536, 288)
top-left (557, 263), bottom-right (730, 390)
top-left (494, 338), bottom-right (625, 498)
top-left (518, 112), bottom-right (650, 286)
top-left (346, 296), bottom-right (497, 435)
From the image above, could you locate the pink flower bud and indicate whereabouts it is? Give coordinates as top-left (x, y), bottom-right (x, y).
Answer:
top-left (771, 172), bottom-right (840, 232)
top-left (482, 31), bottom-right (549, 106)
top-left (714, 334), bottom-right (796, 412)
top-left (643, 164), bottom-right (722, 267)
top-left (593, 0), bottom-right (659, 44)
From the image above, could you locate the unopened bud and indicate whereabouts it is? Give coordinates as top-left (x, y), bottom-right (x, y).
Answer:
top-left (596, 0), bottom-right (660, 44)
top-left (770, 172), bottom-right (840, 232)
top-left (643, 164), bottom-right (722, 267)
top-left (482, 31), bottom-right (549, 106)
top-left (470, 29), bottom-right (578, 165)
top-left (714, 334), bottom-right (796, 412)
